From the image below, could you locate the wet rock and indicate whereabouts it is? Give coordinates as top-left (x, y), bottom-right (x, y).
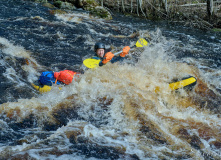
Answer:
top-left (49, 9), bottom-right (67, 15)
top-left (189, 135), bottom-right (203, 150)
top-left (54, 1), bottom-right (76, 10)
top-left (34, 0), bottom-right (48, 2)
top-left (0, 129), bottom-right (19, 143)
top-left (80, 0), bottom-right (99, 6)
top-left (57, 0), bottom-right (112, 19)
top-left (194, 15), bottom-right (198, 19)
top-left (86, 6), bottom-right (112, 19)
top-left (72, 0), bottom-right (84, 8)
top-left (10, 153), bottom-right (33, 160)
top-left (0, 43), bottom-right (6, 49)
top-left (15, 139), bottom-right (29, 145)
top-left (177, 128), bottom-right (190, 138)
top-left (177, 128), bottom-right (204, 150)
top-left (140, 125), bottom-right (168, 145)
top-left (43, 121), bottom-right (61, 131)
top-left (85, 1), bottom-right (112, 19)
top-left (32, 16), bottom-right (44, 20)
top-left (70, 142), bottom-right (121, 159)
top-left (42, 2), bottom-right (56, 9)
top-left (53, 0), bottom-right (62, 8)
top-left (66, 0), bottom-right (77, 4)
top-left (8, 114), bottom-right (37, 131)
top-left (76, 136), bottom-right (90, 143)
top-left (211, 141), bottom-right (221, 149)
top-left (193, 78), bottom-right (221, 113)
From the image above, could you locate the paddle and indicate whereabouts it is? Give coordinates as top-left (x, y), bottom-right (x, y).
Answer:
top-left (83, 38), bottom-right (148, 69)
top-left (154, 76), bottom-right (197, 92)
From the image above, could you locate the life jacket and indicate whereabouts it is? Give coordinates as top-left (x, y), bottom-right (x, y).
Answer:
top-left (54, 70), bottom-right (80, 85)
top-left (39, 71), bottom-right (61, 86)
top-left (91, 56), bottom-right (102, 60)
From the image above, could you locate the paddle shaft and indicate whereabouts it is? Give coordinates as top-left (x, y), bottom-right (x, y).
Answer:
top-left (113, 45), bottom-right (136, 56)
top-left (113, 50), bottom-right (122, 56)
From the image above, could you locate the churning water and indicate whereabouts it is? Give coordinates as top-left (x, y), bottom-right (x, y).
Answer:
top-left (0, 0), bottom-right (221, 159)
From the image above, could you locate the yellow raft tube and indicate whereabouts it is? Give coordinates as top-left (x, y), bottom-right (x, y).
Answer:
top-left (32, 83), bottom-right (62, 93)
top-left (32, 76), bottom-right (197, 94)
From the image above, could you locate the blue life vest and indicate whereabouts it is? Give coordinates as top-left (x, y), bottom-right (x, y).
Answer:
top-left (39, 71), bottom-right (61, 86)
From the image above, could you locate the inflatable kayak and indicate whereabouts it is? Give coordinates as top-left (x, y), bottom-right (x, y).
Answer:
top-left (32, 76), bottom-right (197, 94)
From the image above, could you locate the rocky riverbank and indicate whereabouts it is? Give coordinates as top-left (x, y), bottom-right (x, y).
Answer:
top-left (32, 0), bottom-right (112, 20)
top-left (32, 0), bottom-right (221, 31)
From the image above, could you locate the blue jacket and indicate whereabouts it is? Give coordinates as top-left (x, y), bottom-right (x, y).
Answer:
top-left (92, 49), bottom-right (125, 66)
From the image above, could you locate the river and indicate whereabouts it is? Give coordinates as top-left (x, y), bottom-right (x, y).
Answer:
top-left (0, 0), bottom-right (221, 159)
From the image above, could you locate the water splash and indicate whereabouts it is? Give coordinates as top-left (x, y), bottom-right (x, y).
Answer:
top-left (0, 1), bottom-right (220, 159)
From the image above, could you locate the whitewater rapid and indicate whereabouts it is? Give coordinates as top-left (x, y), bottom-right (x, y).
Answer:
top-left (0, 0), bottom-right (220, 159)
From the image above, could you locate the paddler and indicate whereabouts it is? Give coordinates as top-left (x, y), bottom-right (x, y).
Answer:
top-left (92, 42), bottom-right (131, 66)
top-left (32, 42), bottom-right (130, 93)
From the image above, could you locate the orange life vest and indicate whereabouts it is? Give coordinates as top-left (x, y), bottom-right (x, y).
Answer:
top-left (54, 70), bottom-right (80, 85)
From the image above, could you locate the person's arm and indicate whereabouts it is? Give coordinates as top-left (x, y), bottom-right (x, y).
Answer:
top-left (100, 52), bottom-right (115, 66)
top-left (99, 46), bottom-right (130, 66)
top-left (110, 46), bottom-right (130, 63)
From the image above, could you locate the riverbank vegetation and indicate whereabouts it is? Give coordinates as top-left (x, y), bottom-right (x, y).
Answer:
top-left (100, 0), bottom-right (221, 30)
top-left (31, 0), bottom-right (221, 30)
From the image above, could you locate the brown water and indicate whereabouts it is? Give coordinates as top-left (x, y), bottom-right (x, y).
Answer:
top-left (0, 0), bottom-right (220, 159)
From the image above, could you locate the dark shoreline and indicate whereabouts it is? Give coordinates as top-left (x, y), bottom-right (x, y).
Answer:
top-left (32, 0), bottom-right (221, 31)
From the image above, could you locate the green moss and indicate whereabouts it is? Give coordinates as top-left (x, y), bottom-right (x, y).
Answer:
top-left (84, 0), bottom-right (99, 6)
top-left (212, 28), bottom-right (221, 32)
top-left (85, 6), bottom-right (112, 19)
top-left (53, 1), bottom-right (75, 10)
top-left (49, 9), bottom-right (67, 15)
top-left (54, 1), bottom-right (62, 8)
top-left (192, 1), bottom-right (199, 4)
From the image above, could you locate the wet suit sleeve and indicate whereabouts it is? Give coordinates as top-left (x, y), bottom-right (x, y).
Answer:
top-left (98, 56), bottom-right (125, 66)
top-left (98, 54), bottom-right (125, 66)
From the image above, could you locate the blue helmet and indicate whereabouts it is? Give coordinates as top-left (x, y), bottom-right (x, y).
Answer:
top-left (94, 42), bottom-right (105, 52)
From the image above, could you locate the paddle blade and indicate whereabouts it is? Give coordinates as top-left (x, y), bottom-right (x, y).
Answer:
top-left (169, 76), bottom-right (197, 90)
top-left (83, 58), bottom-right (100, 69)
top-left (154, 76), bottom-right (197, 93)
top-left (136, 38), bottom-right (148, 47)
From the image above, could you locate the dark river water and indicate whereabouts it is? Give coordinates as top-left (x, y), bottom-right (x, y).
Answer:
top-left (0, 0), bottom-right (221, 159)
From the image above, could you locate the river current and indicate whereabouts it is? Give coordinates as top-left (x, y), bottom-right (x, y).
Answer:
top-left (0, 0), bottom-right (221, 159)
